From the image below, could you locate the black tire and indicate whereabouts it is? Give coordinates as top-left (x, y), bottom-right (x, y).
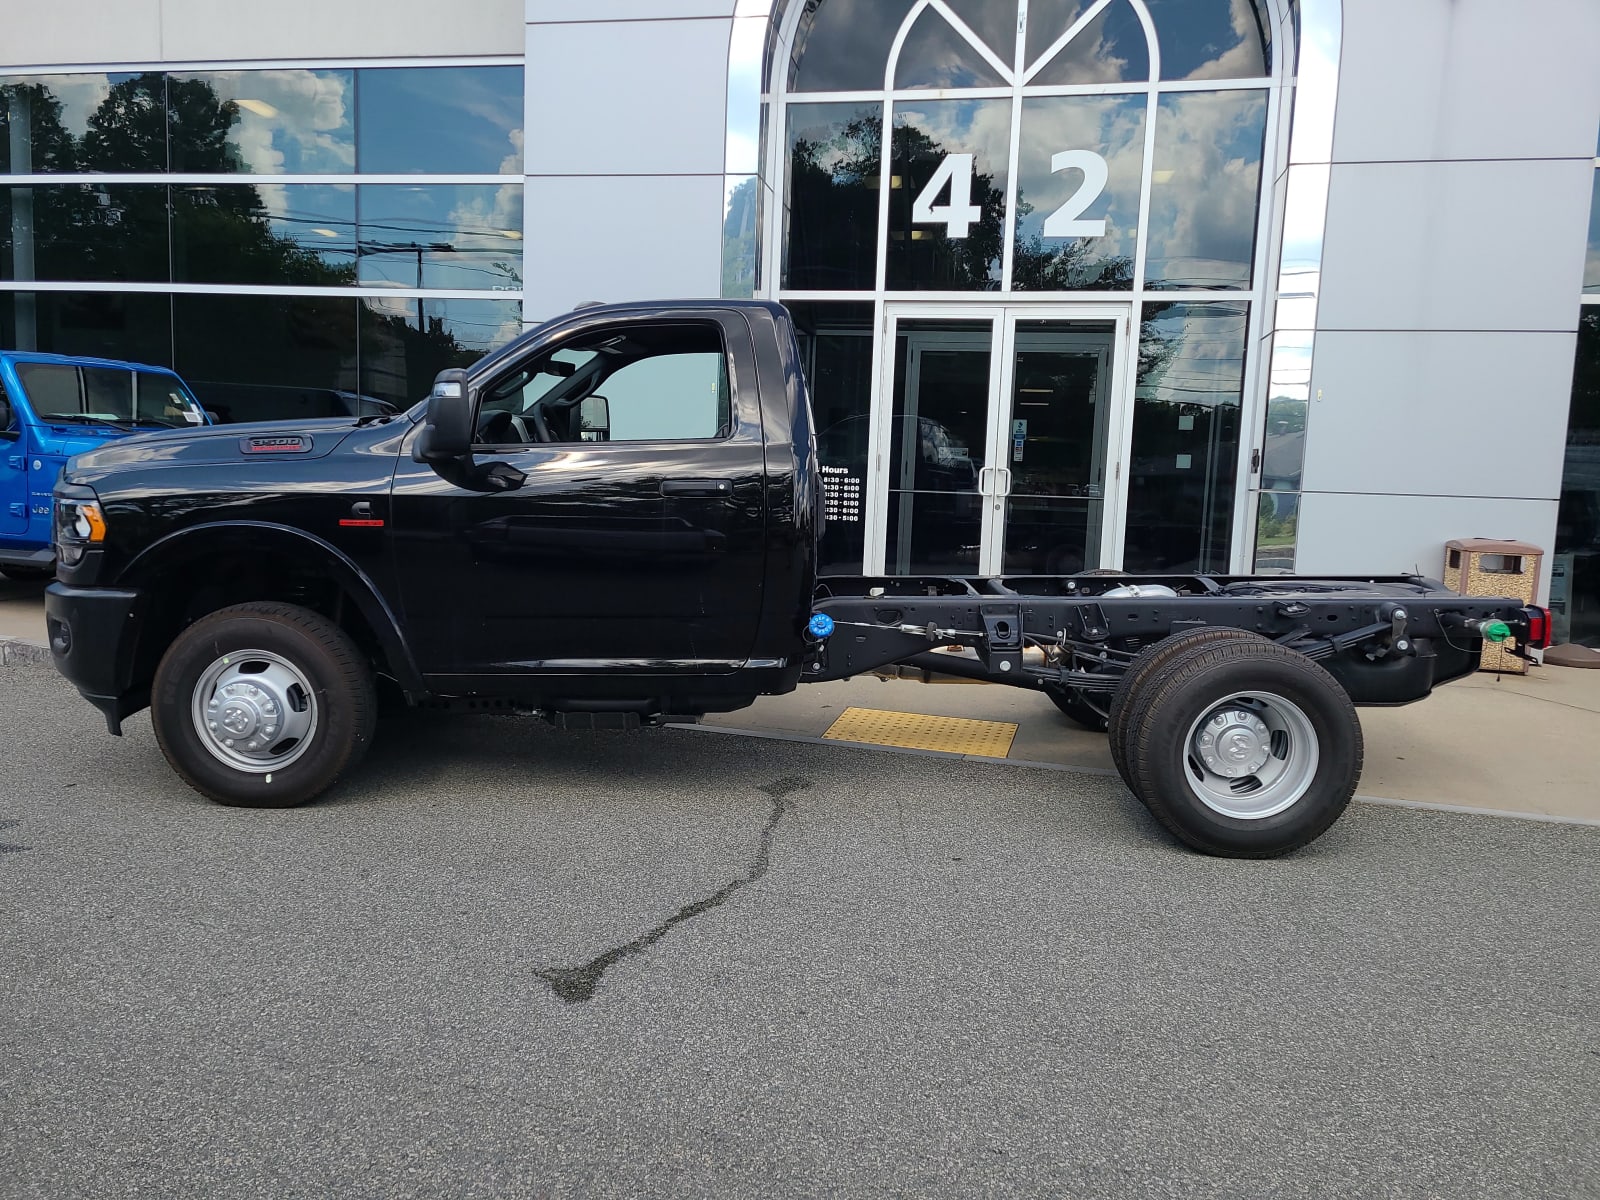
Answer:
top-left (1043, 685), bottom-right (1110, 732)
top-left (1107, 627), bottom-right (1264, 790)
top-left (1122, 638), bottom-right (1363, 858)
top-left (151, 602), bottom-right (376, 808)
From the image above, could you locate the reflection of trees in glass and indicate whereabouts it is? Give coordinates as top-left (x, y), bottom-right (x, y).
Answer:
top-left (785, 113), bottom-right (881, 289)
top-left (1127, 301), bottom-right (1243, 573)
top-left (722, 176), bottom-right (758, 297)
top-left (1012, 191), bottom-right (1135, 290)
top-left (2, 74), bottom-right (355, 289)
top-left (888, 120), bottom-right (1005, 289)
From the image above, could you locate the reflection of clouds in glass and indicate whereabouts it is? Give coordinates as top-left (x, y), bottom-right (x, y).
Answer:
top-left (35, 74), bottom-right (114, 136)
top-left (894, 8), bottom-right (1007, 89)
top-left (790, 0), bottom-right (919, 91)
top-left (1028, 1), bottom-right (1151, 85)
top-left (893, 98), bottom-right (1011, 177)
top-left (174, 70), bottom-right (353, 174)
top-left (1015, 95), bottom-right (1145, 259)
top-left (1145, 90), bottom-right (1266, 288)
top-left (1147, 0), bottom-right (1269, 81)
top-left (1139, 302), bottom-right (1249, 409)
top-left (726, 16), bottom-right (764, 173)
top-left (358, 184), bottom-right (524, 290)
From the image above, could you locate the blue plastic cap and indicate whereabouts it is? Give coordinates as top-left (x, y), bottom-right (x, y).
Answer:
top-left (807, 612), bottom-right (835, 639)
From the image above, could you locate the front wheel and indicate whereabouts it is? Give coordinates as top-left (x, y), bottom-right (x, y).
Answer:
top-left (151, 602), bottom-right (376, 808)
top-left (1122, 638), bottom-right (1363, 858)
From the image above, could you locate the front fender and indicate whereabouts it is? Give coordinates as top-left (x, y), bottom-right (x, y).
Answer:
top-left (119, 520), bottom-right (423, 695)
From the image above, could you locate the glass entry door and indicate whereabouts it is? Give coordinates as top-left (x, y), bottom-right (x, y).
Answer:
top-left (867, 304), bottom-right (1130, 577)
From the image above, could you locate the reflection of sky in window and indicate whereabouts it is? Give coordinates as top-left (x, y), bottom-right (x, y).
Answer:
top-left (944, 0), bottom-right (1022, 62)
top-left (1029, 1), bottom-right (1151, 85)
top-left (254, 183), bottom-right (356, 265)
top-left (357, 184), bottom-right (523, 290)
top-left (356, 67), bottom-right (522, 174)
top-left (790, 0), bottom-right (919, 91)
top-left (1138, 302), bottom-right (1250, 409)
top-left (726, 17), bottom-right (764, 173)
top-left (1146, 91), bottom-right (1267, 289)
top-left (1015, 95), bottom-right (1145, 259)
top-left (169, 70), bottom-right (354, 174)
top-left (362, 296), bottom-right (522, 354)
top-left (894, 9), bottom-right (1007, 89)
top-left (1585, 170), bottom-right (1600, 293)
top-left (1144, 0), bottom-right (1270, 80)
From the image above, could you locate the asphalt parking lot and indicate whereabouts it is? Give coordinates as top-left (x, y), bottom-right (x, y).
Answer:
top-left (2, 659), bottom-right (1597, 1199)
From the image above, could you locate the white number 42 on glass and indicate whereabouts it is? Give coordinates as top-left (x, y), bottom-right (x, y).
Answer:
top-left (910, 149), bottom-right (1109, 240)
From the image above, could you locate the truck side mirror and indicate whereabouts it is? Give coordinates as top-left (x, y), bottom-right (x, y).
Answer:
top-left (0, 392), bottom-right (15, 440)
top-left (414, 368), bottom-right (474, 463)
top-left (579, 394), bottom-right (610, 442)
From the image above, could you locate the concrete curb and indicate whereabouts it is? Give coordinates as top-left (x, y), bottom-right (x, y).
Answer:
top-left (0, 636), bottom-right (52, 667)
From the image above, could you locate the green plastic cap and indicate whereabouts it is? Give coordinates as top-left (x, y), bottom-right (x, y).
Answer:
top-left (1481, 619), bottom-right (1512, 643)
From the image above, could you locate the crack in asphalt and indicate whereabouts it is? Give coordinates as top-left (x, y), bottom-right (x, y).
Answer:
top-left (535, 776), bottom-right (810, 1004)
top-left (0, 818), bottom-right (26, 855)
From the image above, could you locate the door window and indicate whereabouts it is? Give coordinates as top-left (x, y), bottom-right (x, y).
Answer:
top-left (477, 323), bottom-right (732, 447)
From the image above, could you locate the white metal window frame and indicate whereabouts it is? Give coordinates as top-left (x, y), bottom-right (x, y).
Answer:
top-left (728, 0), bottom-right (1346, 575)
top-left (0, 55), bottom-right (525, 305)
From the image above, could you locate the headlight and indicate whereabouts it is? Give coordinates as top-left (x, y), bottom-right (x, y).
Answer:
top-left (54, 495), bottom-right (107, 564)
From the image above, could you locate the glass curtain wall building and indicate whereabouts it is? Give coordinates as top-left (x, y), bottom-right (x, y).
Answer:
top-left (738, 0), bottom-right (1293, 579)
top-left (0, 63), bottom-right (524, 419)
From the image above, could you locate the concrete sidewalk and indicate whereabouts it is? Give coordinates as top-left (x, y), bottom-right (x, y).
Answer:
top-left (4, 572), bottom-right (1595, 823)
top-left (716, 663), bottom-right (1600, 824)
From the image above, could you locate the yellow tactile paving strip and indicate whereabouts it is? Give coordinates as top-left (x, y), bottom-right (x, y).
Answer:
top-left (822, 707), bottom-right (1018, 759)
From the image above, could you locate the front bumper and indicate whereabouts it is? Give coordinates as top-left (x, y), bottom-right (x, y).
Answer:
top-left (44, 582), bottom-right (147, 734)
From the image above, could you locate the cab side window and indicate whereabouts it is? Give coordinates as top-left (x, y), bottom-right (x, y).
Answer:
top-left (602, 347), bottom-right (729, 442)
top-left (476, 322), bottom-right (732, 447)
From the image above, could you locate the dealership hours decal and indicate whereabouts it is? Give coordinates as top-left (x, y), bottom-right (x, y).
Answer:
top-left (821, 465), bottom-right (863, 523)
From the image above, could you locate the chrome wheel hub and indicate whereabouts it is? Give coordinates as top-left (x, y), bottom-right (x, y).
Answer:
top-left (1196, 709), bottom-right (1272, 779)
top-left (1183, 691), bottom-right (1319, 820)
top-left (191, 650), bottom-right (318, 773)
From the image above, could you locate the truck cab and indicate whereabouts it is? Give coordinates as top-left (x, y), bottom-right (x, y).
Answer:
top-left (0, 351), bottom-right (209, 578)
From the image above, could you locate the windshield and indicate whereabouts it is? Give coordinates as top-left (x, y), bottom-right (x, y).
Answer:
top-left (16, 362), bottom-right (207, 430)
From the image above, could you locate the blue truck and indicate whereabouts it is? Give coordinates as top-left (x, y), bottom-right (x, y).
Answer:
top-left (0, 351), bottom-right (209, 579)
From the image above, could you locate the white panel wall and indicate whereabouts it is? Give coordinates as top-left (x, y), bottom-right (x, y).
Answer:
top-left (522, 175), bottom-right (725, 315)
top-left (523, 2), bottom-right (734, 322)
top-left (0, 0), bottom-right (522, 66)
top-left (1297, 0), bottom-right (1600, 600)
top-left (1295, 494), bottom-right (1559, 585)
top-left (0, 0), bottom-right (164, 66)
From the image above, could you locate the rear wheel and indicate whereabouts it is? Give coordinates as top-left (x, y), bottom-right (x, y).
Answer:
top-left (1121, 638), bottom-right (1362, 857)
top-left (151, 602), bottom-right (376, 808)
top-left (1107, 627), bottom-right (1263, 793)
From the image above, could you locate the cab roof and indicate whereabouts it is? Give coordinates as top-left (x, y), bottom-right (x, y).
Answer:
top-left (0, 349), bottom-right (183, 375)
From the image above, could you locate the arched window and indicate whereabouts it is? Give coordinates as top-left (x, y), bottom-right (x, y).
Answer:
top-left (776, 0), bottom-right (1277, 295)
top-left (746, 0), bottom-right (1302, 579)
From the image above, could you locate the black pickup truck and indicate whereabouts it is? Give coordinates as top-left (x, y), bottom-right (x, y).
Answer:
top-left (44, 300), bottom-right (1548, 857)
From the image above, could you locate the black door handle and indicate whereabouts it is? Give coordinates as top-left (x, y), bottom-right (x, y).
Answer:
top-left (661, 479), bottom-right (733, 497)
